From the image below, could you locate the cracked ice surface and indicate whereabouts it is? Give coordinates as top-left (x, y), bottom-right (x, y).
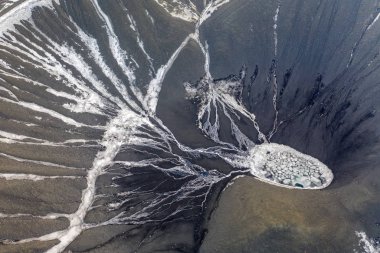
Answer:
top-left (247, 143), bottom-right (333, 189)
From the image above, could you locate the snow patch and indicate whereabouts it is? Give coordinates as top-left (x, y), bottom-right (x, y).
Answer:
top-left (154, 0), bottom-right (199, 22)
top-left (356, 231), bottom-right (380, 253)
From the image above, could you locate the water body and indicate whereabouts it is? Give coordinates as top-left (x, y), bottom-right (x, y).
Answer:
top-left (0, 0), bottom-right (379, 252)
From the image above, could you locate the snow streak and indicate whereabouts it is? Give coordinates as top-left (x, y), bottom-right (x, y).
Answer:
top-left (356, 231), bottom-right (380, 253)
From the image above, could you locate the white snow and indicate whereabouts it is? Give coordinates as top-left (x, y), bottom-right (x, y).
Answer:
top-left (0, 96), bottom-right (92, 128)
top-left (145, 35), bottom-right (192, 114)
top-left (0, 173), bottom-right (80, 181)
top-left (0, 129), bottom-right (45, 142)
top-left (0, 212), bottom-right (69, 220)
top-left (197, 0), bottom-right (229, 27)
top-left (153, 0), bottom-right (199, 22)
top-left (0, 0), bottom-right (54, 35)
top-left (145, 0), bottom-right (231, 114)
top-left (367, 12), bottom-right (380, 31)
top-left (124, 9), bottom-right (154, 72)
top-left (0, 86), bottom-right (18, 100)
top-left (0, 0), bottom-right (21, 12)
top-left (90, 0), bottom-right (138, 91)
top-left (185, 76), bottom-right (267, 145)
top-left (0, 152), bottom-right (85, 170)
top-left (191, 31), bottom-right (212, 79)
top-left (145, 9), bottom-right (155, 24)
top-left (356, 231), bottom-right (380, 253)
top-left (43, 108), bottom-right (151, 253)
top-left (245, 143), bottom-right (333, 189)
top-left (0, 1), bottom-right (338, 253)
top-left (273, 3), bottom-right (280, 56)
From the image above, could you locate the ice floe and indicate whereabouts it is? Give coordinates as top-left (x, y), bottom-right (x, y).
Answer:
top-left (246, 143), bottom-right (333, 189)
